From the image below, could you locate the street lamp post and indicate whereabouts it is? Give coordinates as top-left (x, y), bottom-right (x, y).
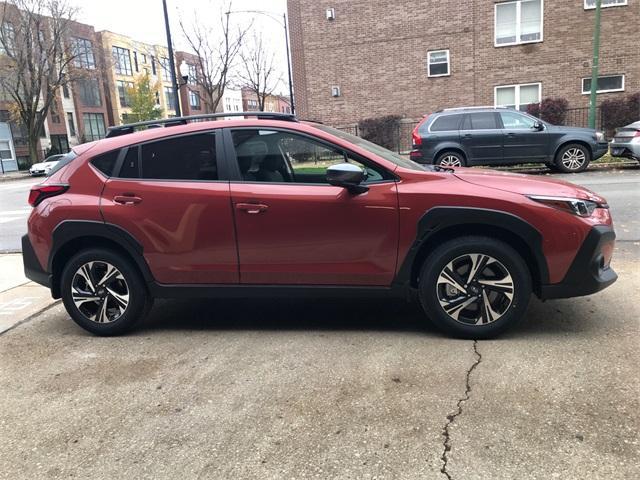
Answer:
top-left (162, 0), bottom-right (181, 117)
top-left (588, 0), bottom-right (602, 129)
top-left (226, 10), bottom-right (295, 115)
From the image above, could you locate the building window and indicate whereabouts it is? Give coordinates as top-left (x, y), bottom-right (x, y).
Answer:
top-left (76, 78), bottom-right (102, 107)
top-left (584, 0), bottom-right (627, 8)
top-left (187, 64), bottom-right (198, 85)
top-left (62, 83), bottom-right (70, 99)
top-left (164, 86), bottom-right (176, 110)
top-left (133, 51), bottom-right (139, 72)
top-left (0, 22), bottom-right (15, 56)
top-left (495, 83), bottom-right (541, 111)
top-left (160, 57), bottom-right (171, 79)
top-left (495, 0), bottom-right (543, 46)
top-left (141, 53), bottom-right (147, 64)
top-left (71, 37), bottom-right (96, 69)
top-left (112, 46), bottom-right (133, 76)
top-left (427, 49), bottom-right (450, 77)
top-left (82, 113), bottom-right (106, 141)
top-left (117, 80), bottom-right (134, 107)
top-left (151, 55), bottom-right (157, 75)
top-left (189, 91), bottom-right (201, 110)
top-left (67, 112), bottom-right (76, 137)
top-left (582, 75), bottom-right (625, 94)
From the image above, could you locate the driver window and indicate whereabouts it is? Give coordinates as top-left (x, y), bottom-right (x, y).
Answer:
top-left (230, 129), bottom-right (386, 184)
top-left (500, 111), bottom-right (536, 129)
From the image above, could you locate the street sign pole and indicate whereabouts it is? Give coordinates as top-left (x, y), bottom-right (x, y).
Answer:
top-left (588, 0), bottom-right (601, 129)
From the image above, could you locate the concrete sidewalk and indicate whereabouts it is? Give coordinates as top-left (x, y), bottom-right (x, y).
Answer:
top-left (0, 253), bottom-right (57, 334)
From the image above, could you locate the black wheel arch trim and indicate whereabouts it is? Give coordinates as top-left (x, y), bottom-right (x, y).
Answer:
top-left (393, 206), bottom-right (550, 288)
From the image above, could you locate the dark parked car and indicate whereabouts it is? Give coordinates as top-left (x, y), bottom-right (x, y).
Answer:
top-left (609, 121), bottom-right (640, 162)
top-left (23, 112), bottom-right (616, 339)
top-left (410, 107), bottom-right (608, 173)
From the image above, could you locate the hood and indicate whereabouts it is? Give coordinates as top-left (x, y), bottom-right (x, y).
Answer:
top-left (32, 161), bottom-right (58, 169)
top-left (453, 168), bottom-right (605, 202)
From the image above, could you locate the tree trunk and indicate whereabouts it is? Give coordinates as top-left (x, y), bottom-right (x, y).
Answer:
top-left (28, 134), bottom-right (40, 166)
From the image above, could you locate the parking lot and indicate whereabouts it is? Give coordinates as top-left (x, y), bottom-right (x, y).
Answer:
top-left (0, 168), bottom-right (638, 479)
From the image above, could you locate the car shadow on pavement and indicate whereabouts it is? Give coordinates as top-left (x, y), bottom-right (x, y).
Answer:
top-left (137, 295), bottom-right (609, 339)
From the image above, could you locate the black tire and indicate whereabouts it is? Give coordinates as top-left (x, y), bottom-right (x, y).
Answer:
top-left (61, 248), bottom-right (152, 336)
top-left (418, 236), bottom-right (531, 339)
top-left (554, 143), bottom-right (591, 173)
top-left (434, 150), bottom-right (466, 168)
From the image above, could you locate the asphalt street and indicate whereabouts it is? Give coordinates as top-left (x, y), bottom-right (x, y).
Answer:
top-left (0, 175), bottom-right (39, 252)
top-left (0, 167), bottom-right (638, 479)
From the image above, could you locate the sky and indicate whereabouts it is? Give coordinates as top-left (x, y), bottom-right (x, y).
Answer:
top-left (72, 0), bottom-right (289, 93)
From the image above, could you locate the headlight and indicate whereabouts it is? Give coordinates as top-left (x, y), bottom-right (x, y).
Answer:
top-left (529, 195), bottom-right (607, 217)
top-left (596, 131), bottom-right (605, 142)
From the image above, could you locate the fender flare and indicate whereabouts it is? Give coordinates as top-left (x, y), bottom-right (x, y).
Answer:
top-left (394, 206), bottom-right (549, 286)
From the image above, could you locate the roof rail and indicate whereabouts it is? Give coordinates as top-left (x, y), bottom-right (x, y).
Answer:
top-left (105, 112), bottom-right (297, 138)
top-left (437, 106), bottom-right (509, 113)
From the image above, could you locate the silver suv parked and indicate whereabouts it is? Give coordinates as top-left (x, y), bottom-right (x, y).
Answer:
top-left (410, 107), bottom-right (608, 173)
top-left (610, 121), bottom-right (640, 162)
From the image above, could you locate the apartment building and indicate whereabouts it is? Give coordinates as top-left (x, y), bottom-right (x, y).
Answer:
top-left (288, 0), bottom-right (640, 125)
top-left (241, 88), bottom-right (292, 113)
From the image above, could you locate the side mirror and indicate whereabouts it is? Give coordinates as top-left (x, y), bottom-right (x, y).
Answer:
top-left (326, 163), bottom-right (369, 194)
top-left (533, 121), bottom-right (544, 131)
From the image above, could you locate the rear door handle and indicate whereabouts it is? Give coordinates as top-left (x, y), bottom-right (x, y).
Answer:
top-left (236, 203), bottom-right (268, 214)
top-left (114, 195), bottom-right (142, 205)
top-left (463, 134), bottom-right (473, 139)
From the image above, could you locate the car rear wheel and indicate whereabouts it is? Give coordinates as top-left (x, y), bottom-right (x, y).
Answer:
top-left (418, 236), bottom-right (531, 339)
top-left (435, 151), bottom-right (466, 168)
top-left (61, 248), bottom-right (152, 336)
top-left (555, 144), bottom-right (591, 173)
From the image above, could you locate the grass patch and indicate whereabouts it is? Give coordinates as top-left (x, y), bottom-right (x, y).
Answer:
top-left (293, 166), bottom-right (327, 174)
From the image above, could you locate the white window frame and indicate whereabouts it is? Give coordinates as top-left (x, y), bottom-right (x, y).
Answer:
top-left (581, 75), bottom-right (625, 94)
top-left (584, 0), bottom-right (627, 9)
top-left (427, 49), bottom-right (450, 77)
top-left (494, 82), bottom-right (542, 110)
top-left (494, 0), bottom-right (544, 47)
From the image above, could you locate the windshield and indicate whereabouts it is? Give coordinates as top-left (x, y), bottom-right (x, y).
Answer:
top-left (313, 124), bottom-right (428, 172)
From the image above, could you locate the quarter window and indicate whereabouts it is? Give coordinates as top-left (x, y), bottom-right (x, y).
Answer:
top-left (495, 83), bottom-right (541, 111)
top-left (91, 150), bottom-right (119, 176)
top-left (427, 50), bottom-right (450, 77)
top-left (430, 114), bottom-right (463, 132)
top-left (584, 0), bottom-right (627, 8)
top-left (231, 129), bottom-right (389, 184)
top-left (582, 75), bottom-right (624, 94)
top-left (495, 0), bottom-right (543, 46)
top-left (140, 133), bottom-right (217, 180)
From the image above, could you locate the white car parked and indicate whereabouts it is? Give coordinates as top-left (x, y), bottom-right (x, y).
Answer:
top-left (29, 154), bottom-right (65, 176)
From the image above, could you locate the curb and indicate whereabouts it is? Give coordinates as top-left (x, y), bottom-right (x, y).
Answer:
top-left (486, 161), bottom-right (638, 174)
top-left (0, 299), bottom-right (61, 336)
top-left (0, 174), bottom-right (32, 183)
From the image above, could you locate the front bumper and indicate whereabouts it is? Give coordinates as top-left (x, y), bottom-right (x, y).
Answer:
top-left (539, 225), bottom-right (617, 300)
top-left (593, 142), bottom-right (609, 161)
top-left (22, 234), bottom-right (51, 289)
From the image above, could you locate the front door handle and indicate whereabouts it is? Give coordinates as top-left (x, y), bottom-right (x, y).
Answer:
top-left (236, 203), bottom-right (268, 214)
top-left (463, 133), bottom-right (473, 139)
top-left (114, 194), bottom-right (142, 205)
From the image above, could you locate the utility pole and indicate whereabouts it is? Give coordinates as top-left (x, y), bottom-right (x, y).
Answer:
top-left (162, 0), bottom-right (181, 117)
top-left (588, 0), bottom-right (601, 129)
top-left (283, 13), bottom-right (295, 115)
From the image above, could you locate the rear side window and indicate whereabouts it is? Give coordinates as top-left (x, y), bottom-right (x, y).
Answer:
top-left (429, 114), bottom-right (462, 132)
top-left (91, 150), bottom-right (119, 176)
top-left (119, 147), bottom-right (139, 178)
top-left (139, 133), bottom-right (218, 180)
top-left (463, 113), bottom-right (499, 130)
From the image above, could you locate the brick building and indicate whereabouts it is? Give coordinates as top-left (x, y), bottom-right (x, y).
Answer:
top-left (287, 0), bottom-right (640, 126)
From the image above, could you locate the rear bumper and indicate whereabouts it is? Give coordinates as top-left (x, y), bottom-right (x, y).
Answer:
top-left (610, 142), bottom-right (640, 161)
top-left (593, 142), bottom-right (609, 161)
top-left (22, 234), bottom-right (51, 289)
top-left (539, 225), bottom-right (617, 300)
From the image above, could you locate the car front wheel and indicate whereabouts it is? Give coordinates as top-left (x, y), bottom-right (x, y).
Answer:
top-left (418, 236), bottom-right (531, 339)
top-left (60, 248), bottom-right (152, 336)
top-left (555, 144), bottom-right (591, 173)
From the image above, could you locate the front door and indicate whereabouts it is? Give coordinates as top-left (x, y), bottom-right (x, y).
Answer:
top-left (100, 131), bottom-right (239, 284)
top-left (459, 112), bottom-right (503, 164)
top-left (499, 111), bottom-right (549, 163)
top-left (227, 128), bottom-right (399, 286)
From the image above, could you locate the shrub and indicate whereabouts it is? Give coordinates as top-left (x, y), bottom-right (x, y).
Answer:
top-left (601, 92), bottom-right (640, 136)
top-left (526, 97), bottom-right (569, 125)
top-left (357, 115), bottom-right (402, 150)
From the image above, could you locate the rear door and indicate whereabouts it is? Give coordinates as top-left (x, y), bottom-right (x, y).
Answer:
top-left (100, 131), bottom-right (239, 284)
top-left (459, 112), bottom-right (503, 164)
top-left (499, 111), bottom-right (549, 163)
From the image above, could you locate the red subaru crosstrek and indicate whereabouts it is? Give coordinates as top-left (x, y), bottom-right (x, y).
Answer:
top-left (23, 113), bottom-right (617, 338)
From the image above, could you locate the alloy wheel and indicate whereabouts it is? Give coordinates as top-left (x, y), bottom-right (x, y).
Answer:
top-left (436, 253), bottom-right (514, 325)
top-left (71, 261), bottom-right (130, 323)
top-left (561, 148), bottom-right (586, 171)
top-left (438, 155), bottom-right (462, 167)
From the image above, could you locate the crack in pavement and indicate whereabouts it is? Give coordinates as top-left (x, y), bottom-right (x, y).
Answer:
top-left (440, 340), bottom-right (482, 480)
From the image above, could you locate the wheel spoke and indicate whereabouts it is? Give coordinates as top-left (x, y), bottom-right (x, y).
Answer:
top-left (97, 264), bottom-right (119, 287)
top-left (466, 254), bottom-right (491, 284)
top-left (477, 289), bottom-right (501, 325)
top-left (96, 297), bottom-right (110, 323)
top-left (441, 295), bottom-right (477, 321)
top-left (478, 278), bottom-right (514, 299)
top-left (72, 287), bottom-right (101, 307)
top-left (437, 264), bottom-right (468, 294)
top-left (106, 287), bottom-right (129, 310)
top-left (76, 262), bottom-right (96, 293)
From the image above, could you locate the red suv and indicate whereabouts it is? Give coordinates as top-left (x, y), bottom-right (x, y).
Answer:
top-left (23, 113), bottom-right (617, 338)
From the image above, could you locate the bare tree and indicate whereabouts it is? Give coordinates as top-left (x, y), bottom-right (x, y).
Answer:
top-left (0, 0), bottom-right (80, 164)
top-left (237, 31), bottom-right (281, 112)
top-left (179, 2), bottom-right (248, 113)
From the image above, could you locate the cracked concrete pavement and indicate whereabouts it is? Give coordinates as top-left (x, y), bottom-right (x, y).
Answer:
top-left (0, 242), bottom-right (638, 479)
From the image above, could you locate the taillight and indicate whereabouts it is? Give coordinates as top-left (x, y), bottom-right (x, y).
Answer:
top-left (28, 184), bottom-right (69, 207)
top-left (412, 114), bottom-right (430, 147)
